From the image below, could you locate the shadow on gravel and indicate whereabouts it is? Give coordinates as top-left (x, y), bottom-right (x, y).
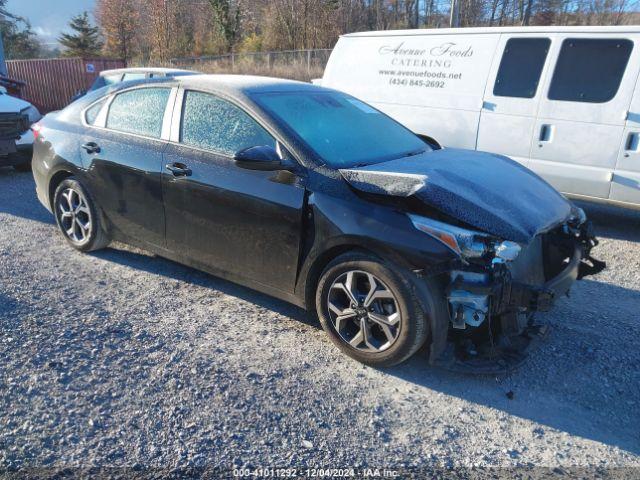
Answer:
top-left (385, 277), bottom-right (640, 456)
top-left (0, 168), bottom-right (54, 225)
top-left (0, 292), bottom-right (20, 319)
top-left (576, 200), bottom-right (640, 242)
top-left (90, 246), bottom-right (316, 328)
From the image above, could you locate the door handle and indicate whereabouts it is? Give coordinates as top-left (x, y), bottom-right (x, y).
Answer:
top-left (165, 162), bottom-right (192, 177)
top-left (538, 124), bottom-right (554, 146)
top-left (624, 132), bottom-right (639, 157)
top-left (81, 142), bottom-right (100, 154)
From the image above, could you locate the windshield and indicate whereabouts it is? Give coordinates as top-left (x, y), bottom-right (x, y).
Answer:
top-left (252, 91), bottom-right (429, 168)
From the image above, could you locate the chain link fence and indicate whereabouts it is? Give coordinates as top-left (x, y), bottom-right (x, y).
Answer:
top-left (167, 49), bottom-right (333, 82)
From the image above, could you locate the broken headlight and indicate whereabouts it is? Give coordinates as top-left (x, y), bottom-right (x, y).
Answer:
top-left (408, 214), bottom-right (521, 262)
top-left (408, 214), bottom-right (489, 259)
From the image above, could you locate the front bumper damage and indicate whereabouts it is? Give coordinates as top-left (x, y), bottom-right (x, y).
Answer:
top-left (0, 112), bottom-right (35, 167)
top-left (433, 220), bottom-right (605, 374)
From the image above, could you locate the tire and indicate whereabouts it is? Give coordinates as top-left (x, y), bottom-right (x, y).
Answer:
top-left (13, 161), bottom-right (32, 172)
top-left (315, 251), bottom-right (430, 367)
top-left (53, 177), bottom-right (110, 252)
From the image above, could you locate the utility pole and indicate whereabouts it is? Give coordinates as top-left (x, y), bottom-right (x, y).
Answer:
top-left (449, 0), bottom-right (460, 27)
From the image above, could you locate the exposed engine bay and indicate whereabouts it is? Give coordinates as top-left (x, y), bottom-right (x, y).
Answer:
top-left (440, 214), bottom-right (605, 373)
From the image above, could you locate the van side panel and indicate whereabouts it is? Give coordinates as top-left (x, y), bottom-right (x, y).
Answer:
top-left (529, 34), bottom-right (640, 199)
top-left (322, 34), bottom-right (501, 148)
top-left (611, 63), bottom-right (640, 205)
top-left (477, 34), bottom-right (555, 166)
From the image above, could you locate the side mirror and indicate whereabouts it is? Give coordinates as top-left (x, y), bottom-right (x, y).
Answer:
top-left (234, 145), bottom-right (284, 171)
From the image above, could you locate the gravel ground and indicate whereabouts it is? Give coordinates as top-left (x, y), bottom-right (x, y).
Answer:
top-left (1, 168), bottom-right (639, 477)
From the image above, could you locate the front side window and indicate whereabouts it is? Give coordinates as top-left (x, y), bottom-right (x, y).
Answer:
top-left (548, 38), bottom-right (633, 103)
top-left (85, 98), bottom-right (106, 125)
top-left (106, 87), bottom-right (170, 138)
top-left (180, 91), bottom-right (275, 155)
top-left (253, 91), bottom-right (428, 169)
top-left (494, 38), bottom-right (550, 98)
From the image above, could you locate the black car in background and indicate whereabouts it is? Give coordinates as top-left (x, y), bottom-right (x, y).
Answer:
top-left (31, 75), bottom-right (604, 371)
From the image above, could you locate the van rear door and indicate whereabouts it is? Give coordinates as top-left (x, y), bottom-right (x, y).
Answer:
top-left (478, 34), bottom-right (553, 167)
top-left (529, 34), bottom-right (639, 199)
top-left (611, 69), bottom-right (640, 206)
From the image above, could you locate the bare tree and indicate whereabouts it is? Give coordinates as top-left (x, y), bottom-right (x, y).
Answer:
top-left (96, 0), bottom-right (139, 61)
top-left (92, 0), bottom-right (640, 65)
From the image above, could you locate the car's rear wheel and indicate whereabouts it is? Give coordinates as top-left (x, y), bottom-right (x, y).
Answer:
top-left (316, 252), bottom-right (430, 367)
top-left (53, 177), bottom-right (109, 252)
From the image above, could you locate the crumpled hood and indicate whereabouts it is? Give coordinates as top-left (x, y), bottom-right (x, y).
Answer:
top-left (340, 148), bottom-right (575, 243)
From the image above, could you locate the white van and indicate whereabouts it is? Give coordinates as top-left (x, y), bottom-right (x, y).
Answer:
top-left (318, 26), bottom-right (640, 209)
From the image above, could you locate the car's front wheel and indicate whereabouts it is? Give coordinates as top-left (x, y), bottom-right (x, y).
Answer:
top-left (53, 177), bottom-right (109, 252)
top-left (316, 252), bottom-right (430, 367)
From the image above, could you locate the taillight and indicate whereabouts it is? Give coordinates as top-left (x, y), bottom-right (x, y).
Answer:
top-left (32, 122), bottom-right (41, 140)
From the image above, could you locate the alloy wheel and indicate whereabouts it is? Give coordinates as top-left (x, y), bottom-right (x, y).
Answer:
top-left (57, 187), bottom-right (92, 245)
top-left (327, 270), bottom-right (401, 352)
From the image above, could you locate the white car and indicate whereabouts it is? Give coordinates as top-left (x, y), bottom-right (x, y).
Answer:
top-left (318, 26), bottom-right (640, 209)
top-left (0, 86), bottom-right (41, 171)
top-left (72, 67), bottom-right (199, 101)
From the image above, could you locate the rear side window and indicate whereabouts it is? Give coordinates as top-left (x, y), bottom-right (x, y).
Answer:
top-left (548, 38), bottom-right (633, 103)
top-left (180, 91), bottom-right (275, 155)
top-left (85, 98), bottom-right (106, 125)
top-left (494, 38), bottom-right (550, 98)
top-left (106, 87), bottom-right (170, 138)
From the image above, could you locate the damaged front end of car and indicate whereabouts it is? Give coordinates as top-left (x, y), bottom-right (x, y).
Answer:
top-left (340, 148), bottom-right (607, 373)
top-left (410, 209), bottom-right (605, 374)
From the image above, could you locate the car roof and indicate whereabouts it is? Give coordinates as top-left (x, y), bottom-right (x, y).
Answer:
top-left (100, 67), bottom-right (196, 76)
top-left (173, 74), bottom-right (331, 95)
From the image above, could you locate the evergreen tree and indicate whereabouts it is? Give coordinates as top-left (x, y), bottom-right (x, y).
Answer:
top-left (59, 12), bottom-right (103, 58)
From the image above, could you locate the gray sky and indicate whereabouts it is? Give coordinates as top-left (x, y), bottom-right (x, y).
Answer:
top-left (6, 0), bottom-right (96, 46)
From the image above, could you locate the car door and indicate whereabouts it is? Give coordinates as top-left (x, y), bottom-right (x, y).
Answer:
top-left (477, 34), bottom-right (552, 167)
top-left (529, 35), bottom-right (640, 199)
top-left (162, 89), bottom-right (306, 293)
top-left (611, 69), bottom-right (640, 206)
top-left (81, 86), bottom-right (176, 249)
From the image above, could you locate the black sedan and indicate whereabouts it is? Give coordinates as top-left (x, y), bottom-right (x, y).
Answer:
top-left (31, 75), bottom-right (604, 371)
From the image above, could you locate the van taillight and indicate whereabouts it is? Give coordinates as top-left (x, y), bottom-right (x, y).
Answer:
top-left (32, 122), bottom-right (41, 139)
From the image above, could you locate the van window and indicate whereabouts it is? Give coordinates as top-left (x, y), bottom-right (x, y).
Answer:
top-left (494, 38), bottom-right (550, 98)
top-left (548, 38), bottom-right (633, 103)
top-left (106, 87), bottom-right (171, 138)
